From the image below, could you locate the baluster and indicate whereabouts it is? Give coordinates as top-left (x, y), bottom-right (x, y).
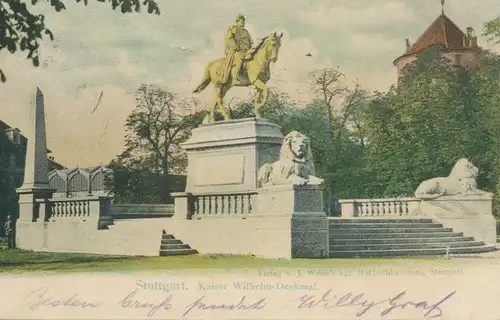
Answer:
top-left (59, 202), bottom-right (64, 217)
top-left (53, 203), bottom-right (59, 217)
top-left (396, 201), bottom-right (402, 215)
top-left (212, 196), bottom-right (217, 214)
top-left (65, 202), bottom-right (70, 217)
top-left (240, 195), bottom-right (245, 214)
top-left (403, 201), bottom-right (409, 216)
top-left (375, 202), bottom-right (380, 216)
top-left (74, 202), bottom-right (79, 217)
top-left (193, 197), bottom-right (199, 216)
top-left (84, 201), bottom-right (90, 217)
top-left (247, 194), bottom-right (252, 214)
top-left (203, 197), bottom-right (208, 215)
top-left (359, 202), bottom-right (366, 216)
top-left (234, 195), bottom-right (240, 214)
top-left (383, 201), bottom-right (389, 215)
top-left (221, 195), bottom-right (226, 214)
top-left (240, 195), bottom-right (246, 214)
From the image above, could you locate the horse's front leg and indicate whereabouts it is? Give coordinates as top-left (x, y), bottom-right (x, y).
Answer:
top-left (215, 85), bottom-right (230, 121)
top-left (254, 88), bottom-right (262, 112)
top-left (253, 79), bottom-right (268, 119)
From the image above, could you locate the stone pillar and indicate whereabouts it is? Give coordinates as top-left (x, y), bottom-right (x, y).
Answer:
top-left (256, 184), bottom-right (329, 258)
top-left (16, 87), bottom-right (56, 222)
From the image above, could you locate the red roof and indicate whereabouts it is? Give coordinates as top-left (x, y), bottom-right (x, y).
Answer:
top-left (407, 13), bottom-right (468, 55)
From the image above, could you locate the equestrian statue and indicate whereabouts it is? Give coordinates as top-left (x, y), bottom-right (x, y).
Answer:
top-left (192, 14), bottom-right (283, 122)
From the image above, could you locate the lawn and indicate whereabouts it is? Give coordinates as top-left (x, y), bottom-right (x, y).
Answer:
top-left (0, 246), bottom-right (484, 274)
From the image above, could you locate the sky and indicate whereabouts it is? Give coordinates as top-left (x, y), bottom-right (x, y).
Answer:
top-left (0, 0), bottom-right (499, 168)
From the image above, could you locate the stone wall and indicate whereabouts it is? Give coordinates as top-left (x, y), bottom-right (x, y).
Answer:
top-left (16, 218), bottom-right (168, 256)
top-left (16, 216), bottom-right (299, 258)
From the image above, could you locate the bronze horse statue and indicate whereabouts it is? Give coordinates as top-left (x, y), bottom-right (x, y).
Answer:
top-left (193, 32), bottom-right (283, 122)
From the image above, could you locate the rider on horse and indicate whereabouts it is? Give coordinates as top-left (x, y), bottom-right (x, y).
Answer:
top-left (219, 14), bottom-right (253, 85)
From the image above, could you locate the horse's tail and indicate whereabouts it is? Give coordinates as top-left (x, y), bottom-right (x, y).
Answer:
top-left (193, 67), bottom-right (211, 94)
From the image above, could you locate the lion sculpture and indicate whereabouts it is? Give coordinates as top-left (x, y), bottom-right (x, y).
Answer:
top-left (414, 158), bottom-right (491, 199)
top-left (257, 131), bottom-right (324, 187)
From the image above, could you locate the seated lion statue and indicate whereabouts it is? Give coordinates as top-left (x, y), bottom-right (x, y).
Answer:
top-left (257, 131), bottom-right (324, 187)
top-left (414, 158), bottom-right (492, 199)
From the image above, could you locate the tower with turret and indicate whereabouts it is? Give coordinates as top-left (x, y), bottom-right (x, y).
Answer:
top-left (393, 0), bottom-right (482, 77)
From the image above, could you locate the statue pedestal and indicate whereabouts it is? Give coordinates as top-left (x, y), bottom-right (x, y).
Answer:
top-left (182, 118), bottom-right (283, 194)
top-left (256, 184), bottom-right (329, 258)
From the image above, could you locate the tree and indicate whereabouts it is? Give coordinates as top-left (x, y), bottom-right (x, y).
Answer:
top-left (361, 46), bottom-right (492, 197)
top-left (469, 51), bottom-right (500, 217)
top-left (308, 67), bottom-right (347, 147)
top-left (483, 15), bottom-right (500, 43)
top-left (0, 0), bottom-right (159, 82)
top-left (228, 90), bottom-right (297, 129)
top-left (307, 67), bottom-right (372, 211)
top-left (107, 85), bottom-right (205, 203)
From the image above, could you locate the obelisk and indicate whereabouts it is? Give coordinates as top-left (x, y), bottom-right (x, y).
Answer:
top-left (17, 87), bottom-right (56, 222)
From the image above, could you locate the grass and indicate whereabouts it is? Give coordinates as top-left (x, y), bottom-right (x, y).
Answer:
top-left (0, 247), bottom-right (488, 274)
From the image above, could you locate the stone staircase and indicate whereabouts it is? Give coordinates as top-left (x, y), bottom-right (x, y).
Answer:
top-left (159, 231), bottom-right (198, 256)
top-left (329, 218), bottom-right (496, 258)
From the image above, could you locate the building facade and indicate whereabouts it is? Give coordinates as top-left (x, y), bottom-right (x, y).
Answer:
top-left (1, 120), bottom-right (64, 188)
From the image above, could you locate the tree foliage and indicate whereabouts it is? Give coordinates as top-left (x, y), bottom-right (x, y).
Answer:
top-left (360, 46), bottom-right (495, 198)
top-left (483, 15), bottom-right (500, 43)
top-left (107, 85), bottom-right (205, 203)
top-left (0, 0), bottom-right (159, 82)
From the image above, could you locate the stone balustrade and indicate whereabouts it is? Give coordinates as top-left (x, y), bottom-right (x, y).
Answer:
top-left (172, 191), bottom-right (257, 219)
top-left (46, 196), bottom-right (111, 222)
top-left (338, 197), bottom-right (422, 218)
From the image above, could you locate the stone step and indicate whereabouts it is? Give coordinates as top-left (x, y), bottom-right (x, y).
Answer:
top-left (159, 249), bottom-right (198, 256)
top-left (330, 227), bottom-right (453, 234)
top-left (328, 232), bottom-right (463, 239)
top-left (328, 219), bottom-right (433, 224)
top-left (161, 234), bottom-right (175, 240)
top-left (329, 223), bottom-right (443, 229)
top-left (330, 236), bottom-right (474, 245)
top-left (160, 244), bottom-right (192, 250)
top-left (329, 240), bottom-right (485, 251)
top-left (329, 245), bottom-right (496, 258)
top-left (161, 239), bottom-right (183, 245)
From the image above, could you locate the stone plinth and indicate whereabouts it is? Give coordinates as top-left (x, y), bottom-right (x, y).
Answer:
top-left (182, 118), bottom-right (283, 194)
top-left (256, 184), bottom-right (329, 258)
top-left (419, 194), bottom-right (497, 246)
